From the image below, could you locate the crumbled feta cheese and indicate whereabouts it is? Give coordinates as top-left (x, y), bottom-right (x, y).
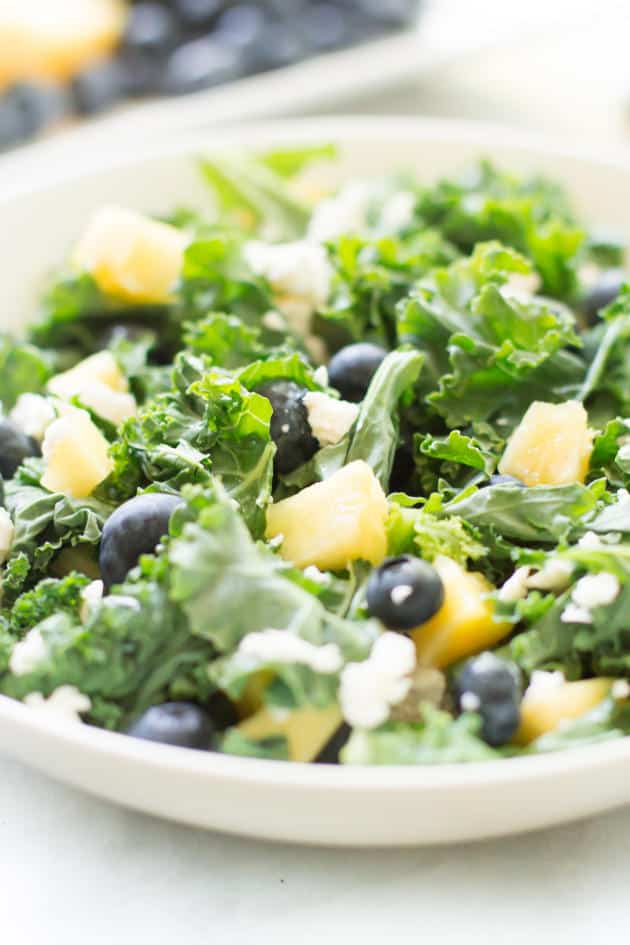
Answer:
top-left (578, 531), bottom-right (604, 550)
top-left (79, 579), bottom-right (104, 623)
top-left (244, 240), bottom-right (332, 335)
top-left (237, 629), bottom-right (342, 674)
top-left (24, 685), bottom-right (91, 723)
top-left (502, 271), bottom-right (542, 299)
top-left (0, 508), bottom-right (14, 565)
top-left (313, 365), bottom-right (328, 387)
top-left (561, 602), bottom-right (593, 625)
top-left (612, 679), bottom-right (630, 700)
top-left (261, 310), bottom-right (287, 332)
top-left (302, 565), bottom-right (328, 584)
top-left (379, 190), bottom-right (415, 232)
top-left (571, 572), bottom-right (620, 609)
top-left (617, 442), bottom-right (630, 465)
top-left (339, 632), bottom-right (416, 729)
top-left (460, 691), bottom-right (481, 712)
top-left (527, 558), bottom-right (574, 592)
top-left (307, 181), bottom-right (372, 242)
top-left (498, 566), bottom-right (531, 602)
top-left (103, 595), bottom-right (141, 611)
top-left (9, 629), bottom-right (49, 676)
top-left (10, 393), bottom-right (56, 442)
top-left (526, 670), bottom-right (565, 696)
top-left (303, 392), bottom-right (358, 446)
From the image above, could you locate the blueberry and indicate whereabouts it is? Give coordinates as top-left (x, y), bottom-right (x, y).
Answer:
top-left (0, 93), bottom-right (28, 151)
top-left (99, 492), bottom-right (184, 589)
top-left (162, 37), bottom-right (241, 95)
top-left (0, 418), bottom-right (40, 479)
top-left (127, 702), bottom-right (214, 749)
top-left (119, 49), bottom-right (163, 96)
top-left (256, 380), bottom-right (319, 475)
top-left (456, 652), bottom-right (521, 747)
top-left (354, 0), bottom-right (419, 27)
top-left (581, 268), bottom-right (626, 323)
top-left (366, 555), bottom-right (444, 631)
top-left (123, 2), bottom-right (178, 53)
top-left (173, 0), bottom-right (224, 29)
top-left (486, 474), bottom-right (526, 488)
top-left (298, 4), bottom-right (350, 53)
top-left (327, 343), bottom-right (387, 403)
top-left (216, 4), bottom-right (267, 50)
top-left (251, 22), bottom-right (306, 72)
top-left (71, 59), bottom-right (126, 115)
top-left (6, 82), bottom-right (68, 138)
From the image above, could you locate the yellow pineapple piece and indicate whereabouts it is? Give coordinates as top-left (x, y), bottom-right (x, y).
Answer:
top-left (499, 400), bottom-right (593, 487)
top-left (236, 703), bottom-right (342, 762)
top-left (514, 677), bottom-right (613, 745)
top-left (48, 350), bottom-right (129, 398)
top-left (412, 556), bottom-right (511, 669)
top-left (236, 670), bottom-right (275, 720)
top-left (41, 407), bottom-right (113, 499)
top-left (73, 206), bottom-right (187, 304)
top-left (265, 460), bottom-right (388, 571)
top-left (0, 0), bottom-right (126, 90)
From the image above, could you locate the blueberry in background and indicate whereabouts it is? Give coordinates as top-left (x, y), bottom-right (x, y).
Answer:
top-left (455, 652), bottom-right (521, 747)
top-left (99, 492), bottom-right (185, 589)
top-left (327, 342), bottom-right (387, 402)
top-left (162, 36), bottom-right (241, 95)
top-left (0, 93), bottom-right (28, 151)
top-left (298, 3), bottom-right (350, 54)
top-left (127, 702), bottom-right (215, 749)
top-left (0, 418), bottom-right (40, 479)
top-left (366, 554), bottom-right (445, 631)
top-left (72, 59), bottom-right (126, 115)
top-left (123, 2), bottom-right (179, 54)
top-left (581, 268), bottom-right (627, 324)
top-left (5, 82), bottom-right (68, 138)
top-left (174, 0), bottom-right (225, 30)
top-left (255, 379), bottom-right (319, 475)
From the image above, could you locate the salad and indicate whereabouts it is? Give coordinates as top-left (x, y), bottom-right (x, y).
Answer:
top-left (0, 145), bottom-right (629, 766)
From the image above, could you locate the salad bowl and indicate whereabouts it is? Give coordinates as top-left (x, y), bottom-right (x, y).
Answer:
top-left (0, 117), bottom-right (628, 846)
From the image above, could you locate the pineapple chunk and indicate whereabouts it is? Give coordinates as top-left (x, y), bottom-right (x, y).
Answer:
top-left (48, 351), bottom-right (136, 426)
top-left (73, 206), bottom-right (187, 304)
top-left (41, 407), bottom-right (113, 499)
top-left (514, 677), bottom-right (612, 745)
top-left (0, 0), bottom-right (125, 90)
top-left (499, 400), bottom-right (593, 487)
top-left (265, 460), bottom-right (388, 570)
top-left (412, 556), bottom-right (511, 669)
top-left (236, 670), bottom-right (275, 720)
top-left (236, 704), bottom-right (342, 762)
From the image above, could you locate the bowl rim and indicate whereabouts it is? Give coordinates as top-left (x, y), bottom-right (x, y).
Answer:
top-left (1, 114), bottom-right (629, 792)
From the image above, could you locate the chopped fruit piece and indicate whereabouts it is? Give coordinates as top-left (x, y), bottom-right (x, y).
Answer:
top-left (72, 206), bottom-right (187, 304)
top-left (412, 556), bottom-right (511, 669)
top-left (235, 670), bottom-right (276, 720)
top-left (498, 400), bottom-right (593, 487)
top-left (265, 460), bottom-right (388, 570)
top-left (0, 0), bottom-right (126, 91)
top-left (48, 350), bottom-right (136, 425)
top-left (41, 406), bottom-right (113, 498)
top-left (514, 676), bottom-right (613, 745)
top-left (236, 703), bottom-right (342, 762)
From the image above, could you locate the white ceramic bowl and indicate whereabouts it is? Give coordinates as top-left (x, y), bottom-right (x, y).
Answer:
top-left (0, 117), bottom-right (629, 847)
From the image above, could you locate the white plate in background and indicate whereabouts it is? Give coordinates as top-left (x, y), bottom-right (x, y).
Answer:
top-left (0, 116), bottom-right (629, 846)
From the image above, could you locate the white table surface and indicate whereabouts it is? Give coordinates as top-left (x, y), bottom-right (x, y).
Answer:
top-left (2, 4), bottom-right (630, 941)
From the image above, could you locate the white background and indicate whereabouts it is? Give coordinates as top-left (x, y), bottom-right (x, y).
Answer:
top-left (1, 2), bottom-right (629, 941)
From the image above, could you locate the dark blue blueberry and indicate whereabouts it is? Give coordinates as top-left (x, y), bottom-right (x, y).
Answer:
top-left (118, 49), bottom-right (163, 97)
top-left (6, 82), bottom-right (68, 138)
top-left (251, 22), bottom-right (306, 71)
top-left (173, 0), bottom-right (224, 29)
top-left (456, 652), bottom-right (521, 747)
top-left (0, 93), bottom-right (28, 151)
top-left (256, 380), bottom-right (318, 475)
top-left (123, 3), bottom-right (178, 53)
top-left (366, 555), bottom-right (444, 631)
top-left (581, 269), bottom-right (626, 323)
top-left (327, 342), bottom-right (387, 402)
top-left (127, 702), bottom-right (214, 749)
top-left (0, 419), bottom-right (40, 479)
top-left (162, 37), bottom-right (241, 95)
top-left (354, 0), bottom-right (419, 27)
top-left (215, 4), bottom-right (267, 50)
top-left (298, 4), bottom-right (350, 53)
top-left (99, 492), bottom-right (185, 589)
top-left (71, 59), bottom-right (126, 115)
top-left (486, 474), bottom-right (526, 488)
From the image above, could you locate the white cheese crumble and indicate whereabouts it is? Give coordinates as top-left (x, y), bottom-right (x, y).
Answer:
top-left (261, 309), bottom-right (287, 332)
top-left (525, 670), bottom-right (565, 697)
top-left (313, 365), bottom-right (329, 387)
top-left (527, 558), bottom-right (574, 592)
top-left (571, 572), bottom-right (620, 609)
top-left (303, 391), bottom-right (359, 446)
top-left (502, 271), bottom-right (542, 299)
top-left (379, 190), bottom-right (415, 232)
top-left (244, 240), bottom-right (332, 335)
top-left (237, 629), bottom-right (342, 674)
top-left (498, 566), bottom-right (531, 602)
top-left (339, 632), bottom-right (416, 729)
top-left (612, 679), bottom-right (630, 700)
top-left (24, 685), bottom-right (91, 723)
top-left (79, 579), bottom-right (104, 624)
top-left (307, 181), bottom-right (372, 242)
top-left (9, 629), bottom-right (49, 676)
top-left (460, 691), bottom-right (481, 712)
top-left (9, 393), bottom-right (56, 442)
top-left (302, 565), bottom-right (328, 584)
top-left (560, 602), bottom-right (593, 625)
top-left (578, 530), bottom-right (604, 550)
top-left (0, 507), bottom-right (14, 566)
